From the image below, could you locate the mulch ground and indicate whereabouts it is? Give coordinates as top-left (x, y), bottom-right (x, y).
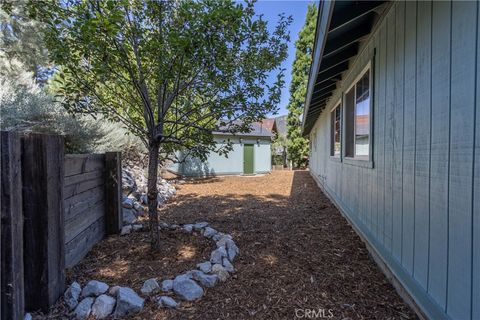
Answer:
top-left (39, 170), bottom-right (417, 320)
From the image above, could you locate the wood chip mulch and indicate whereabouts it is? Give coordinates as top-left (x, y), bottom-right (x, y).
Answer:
top-left (38, 170), bottom-right (418, 320)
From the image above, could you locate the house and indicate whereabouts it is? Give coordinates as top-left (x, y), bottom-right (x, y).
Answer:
top-left (303, 1), bottom-right (479, 320)
top-left (169, 122), bottom-right (272, 176)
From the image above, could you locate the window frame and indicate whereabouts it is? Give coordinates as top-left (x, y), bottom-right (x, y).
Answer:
top-left (330, 100), bottom-right (342, 159)
top-left (342, 61), bottom-right (374, 167)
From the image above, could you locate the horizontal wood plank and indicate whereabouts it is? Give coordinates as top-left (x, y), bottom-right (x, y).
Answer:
top-left (65, 217), bottom-right (105, 268)
top-left (64, 154), bottom-right (105, 177)
top-left (64, 186), bottom-right (105, 221)
top-left (64, 201), bottom-right (105, 243)
top-left (63, 175), bottom-right (105, 200)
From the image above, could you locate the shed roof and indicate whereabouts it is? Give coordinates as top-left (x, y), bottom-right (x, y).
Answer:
top-left (302, 0), bottom-right (388, 135)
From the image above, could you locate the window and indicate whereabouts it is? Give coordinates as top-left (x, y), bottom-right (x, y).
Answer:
top-left (344, 65), bottom-right (371, 159)
top-left (330, 103), bottom-right (341, 157)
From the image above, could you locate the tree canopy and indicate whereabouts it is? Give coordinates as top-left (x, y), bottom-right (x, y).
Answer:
top-left (286, 3), bottom-right (317, 168)
top-left (31, 0), bottom-right (291, 248)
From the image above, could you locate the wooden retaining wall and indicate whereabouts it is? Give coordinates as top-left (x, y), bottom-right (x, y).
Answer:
top-left (1, 131), bottom-right (122, 317)
top-left (64, 154), bottom-right (107, 268)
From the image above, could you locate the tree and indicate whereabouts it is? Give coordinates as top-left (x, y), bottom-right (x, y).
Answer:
top-left (1, 0), bottom-right (52, 82)
top-left (32, 0), bottom-right (290, 249)
top-left (286, 3), bottom-right (317, 168)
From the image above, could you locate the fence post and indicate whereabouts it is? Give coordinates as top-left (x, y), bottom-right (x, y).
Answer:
top-left (105, 152), bottom-right (122, 234)
top-left (1, 131), bottom-right (25, 320)
top-left (21, 133), bottom-right (65, 311)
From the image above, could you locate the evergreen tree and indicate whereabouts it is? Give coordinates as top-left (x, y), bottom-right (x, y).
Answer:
top-left (286, 3), bottom-right (317, 168)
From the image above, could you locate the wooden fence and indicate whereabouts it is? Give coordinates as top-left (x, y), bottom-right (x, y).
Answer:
top-left (1, 132), bottom-right (122, 319)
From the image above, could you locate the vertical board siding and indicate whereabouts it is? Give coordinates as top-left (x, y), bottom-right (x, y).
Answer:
top-left (308, 1), bottom-right (478, 319)
top-left (447, 2), bottom-right (476, 319)
top-left (473, 3), bottom-right (480, 318)
top-left (402, 1), bottom-right (417, 275)
top-left (413, 0), bottom-right (432, 290)
top-left (392, 1), bottom-right (405, 262)
top-left (428, 0), bottom-right (451, 309)
top-left (384, 8), bottom-right (395, 253)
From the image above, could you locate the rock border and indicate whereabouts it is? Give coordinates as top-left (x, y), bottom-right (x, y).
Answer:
top-left (58, 222), bottom-right (239, 319)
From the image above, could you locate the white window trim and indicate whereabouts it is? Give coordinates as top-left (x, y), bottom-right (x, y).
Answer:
top-left (330, 99), bottom-right (342, 159)
top-left (343, 61), bottom-right (373, 162)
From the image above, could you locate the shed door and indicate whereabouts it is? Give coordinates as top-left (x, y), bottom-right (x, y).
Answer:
top-left (243, 144), bottom-right (254, 174)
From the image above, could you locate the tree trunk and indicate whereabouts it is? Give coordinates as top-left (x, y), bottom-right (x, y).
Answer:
top-left (147, 141), bottom-right (161, 250)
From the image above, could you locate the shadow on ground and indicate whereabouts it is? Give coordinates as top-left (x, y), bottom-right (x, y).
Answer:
top-left (146, 171), bottom-right (417, 320)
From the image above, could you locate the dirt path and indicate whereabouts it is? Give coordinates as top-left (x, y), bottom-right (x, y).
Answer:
top-left (151, 170), bottom-right (416, 320)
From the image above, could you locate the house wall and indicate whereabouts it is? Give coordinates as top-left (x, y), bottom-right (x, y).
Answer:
top-left (309, 2), bottom-right (479, 319)
top-left (170, 135), bottom-right (271, 176)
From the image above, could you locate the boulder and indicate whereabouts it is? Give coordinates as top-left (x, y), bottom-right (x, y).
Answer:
top-left (120, 225), bottom-right (132, 235)
top-left (197, 261), bottom-right (212, 273)
top-left (216, 234), bottom-right (233, 247)
top-left (140, 194), bottom-right (148, 205)
top-left (132, 224), bottom-right (143, 231)
top-left (191, 270), bottom-right (219, 288)
top-left (24, 313), bottom-right (32, 320)
top-left (161, 279), bottom-right (173, 292)
top-left (74, 297), bottom-right (94, 320)
top-left (108, 286), bottom-right (120, 296)
top-left (173, 275), bottom-right (204, 301)
top-left (182, 224), bottom-right (194, 233)
top-left (202, 227), bottom-right (218, 238)
top-left (211, 264), bottom-right (229, 282)
top-left (157, 296), bottom-right (179, 309)
top-left (122, 208), bottom-right (137, 225)
top-left (91, 294), bottom-right (116, 319)
top-left (226, 240), bottom-right (240, 262)
top-left (210, 246), bottom-right (227, 264)
top-left (140, 278), bottom-right (159, 295)
top-left (81, 280), bottom-right (109, 298)
top-left (64, 281), bottom-right (82, 310)
top-left (222, 257), bottom-right (235, 273)
top-left (122, 198), bottom-right (134, 209)
top-left (113, 287), bottom-right (144, 317)
top-left (122, 169), bottom-right (137, 195)
top-left (193, 222), bottom-right (209, 231)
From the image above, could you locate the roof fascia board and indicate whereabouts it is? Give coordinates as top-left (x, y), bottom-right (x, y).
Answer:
top-left (301, 0), bottom-right (335, 135)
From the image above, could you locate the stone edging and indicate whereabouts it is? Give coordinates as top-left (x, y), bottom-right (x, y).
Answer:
top-left (46, 222), bottom-right (239, 320)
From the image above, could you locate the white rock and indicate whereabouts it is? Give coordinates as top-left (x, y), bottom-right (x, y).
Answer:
top-left (64, 281), bottom-right (82, 310)
top-left (123, 208), bottom-right (137, 224)
top-left (120, 225), bottom-right (132, 235)
top-left (157, 296), bottom-right (179, 309)
top-left (91, 294), bottom-right (115, 319)
top-left (193, 222), bottom-right (209, 231)
top-left (81, 280), bottom-right (109, 297)
top-left (211, 264), bottom-right (229, 282)
top-left (24, 313), bottom-right (32, 320)
top-left (74, 297), bottom-right (94, 320)
top-left (173, 275), bottom-right (204, 301)
top-left (222, 257), bottom-right (235, 273)
top-left (132, 224), bottom-right (143, 231)
top-left (216, 234), bottom-right (233, 247)
top-left (226, 240), bottom-right (240, 262)
top-left (182, 224), bottom-right (194, 233)
top-left (202, 227), bottom-right (218, 238)
top-left (210, 246), bottom-right (227, 264)
top-left (191, 270), bottom-right (218, 288)
top-left (114, 287), bottom-right (144, 317)
top-left (122, 198), bottom-right (134, 209)
top-left (108, 286), bottom-right (120, 296)
top-left (197, 261), bottom-right (212, 273)
top-left (140, 278), bottom-right (159, 295)
top-left (161, 279), bottom-right (173, 292)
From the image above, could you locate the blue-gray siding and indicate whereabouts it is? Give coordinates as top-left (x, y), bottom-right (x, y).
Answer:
top-left (309, 2), bottom-right (479, 319)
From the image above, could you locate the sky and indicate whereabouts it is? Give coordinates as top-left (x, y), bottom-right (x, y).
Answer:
top-left (253, 0), bottom-right (312, 117)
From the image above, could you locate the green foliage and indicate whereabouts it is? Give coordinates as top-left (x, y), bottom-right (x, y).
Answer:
top-left (1, 0), bottom-right (51, 81)
top-left (271, 133), bottom-right (287, 166)
top-left (286, 3), bottom-right (317, 168)
top-left (0, 63), bottom-right (104, 153)
top-left (31, 0), bottom-right (291, 164)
